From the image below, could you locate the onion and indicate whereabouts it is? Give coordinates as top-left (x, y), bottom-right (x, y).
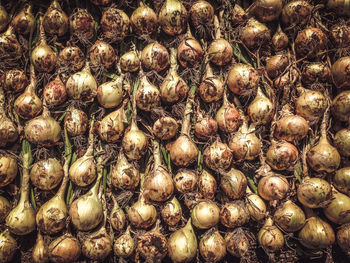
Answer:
top-left (297, 177), bottom-right (332, 208)
top-left (274, 200), bottom-right (306, 232)
top-left (228, 63), bottom-right (259, 96)
top-left (220, 168), bottom-right (247, 199)
top-left (177, 26), bottom-right (203, 68)
top-left (190, 0), bottom-right (214, 27)
top-left (174, 169), bottom-right (197, 194)
top-left (127, 192), bottom-right (157, 229)
top-left (6, 140), bottom-right (36, 235)
top-left (231, 4), bottom-right (247, 25)
top-left (120, 50), bottom-right (140, 72)
top-left (295, 86), bottom-right (327, 122)
top-left (114, 226), bottom-right (135, 258)
top-left (337, 223), bottom-right (350, 255)
top-left (194, 114), bottom-right (218, 141)
top-left (160, 48), bottom-right (188, 104)
top-left (327, 0), bottom-right (350, 16)
top-left (48, 233), bottom-right (81, 263)
top-left (64, 107), bottom-right (88, 137)
top-left (32, 232), bottom-right (49, 263)
top-left (158, 0), bottom-right (187, 36)
top-left (100, 8), bottom-right (129, 42)
top-left (1, 69), bottom-right (28, 93)
top-left (111, 150), bottom-right (139, 190)
top-left (24, 105), bottom-right (61, 147)
top-left (153, 116), bottom-right (178, 140)
top-left (333, 167), bottom-right (350, 195)
top-left (332, 90), bottom-right (350, 122)
top-left (330, 23), bottom-right (350, 48)
top-left (258, 217), bottom-right (284, 253)
top-left (228, 121), bottom-right (261, 161)
top-left (216, 91), bottom-right (241, 133)
top-left (0, 4), bottom-right (8, 32)
top-left (110, 195), bottom-right (126, 231)
top-left (225, 228), bottom-right (252, 258)
top-left (88, 40), bottom-right (116, 70)
top-left (323, 190), bottom-right (350, 225)
top-left (36, 129), bottom-right (72, 235)
top-left (161, 196), bottom-right (182, 226)
top-left (295, 28), bottom-right (328, 58)
top-left (281, 1), bottom-right (312, 28)
top-left (136, 72), bottom-right (160, 111)
top-left (301, 62), bottom-right (331, 85)
top-left (14, 65), bottom-right (42, 119)
top-left (66, 61), bottom-right (97, 103)
top-left (257, 174), bottom-right (289, 201)
top-left (208, 16), bottom-right (233, 66)
top-left (43, 0), bottom-right (68, 36)
top-left (198, 170), bottom-right (217, 199)
top-left (266, 141), bottom-right (299, 171)
top-left (199, 62), bottom-right (224, 103)
top-left (241, 18), bottom-right (271, 50)
top-left (167, 91), bottom-right (198, 167)
top-left (136, 221), bottom-right (168, 262)
top-left (245, 192), bottom-right (266, 221)
top-left (141, 42), bottom-right (169, 72)
top-left (144, 139), bottom-right (174, 201)
top-left (0, 196), bottom-right (10, 223)
top-left (274, 115), bottom-right (309, 143)
top-left (12, 4), bottom-right (35, 35)
top-left (204, 139), bottom-right (232, 170)
top-left (0, 25), bottom-right (22, 59)
top-left (0, 88), bottom-right (18, 147)
top-left (168, 219), bottom-right (198, 263)
top-left (0, 154), bottom-right (18, 187)
top-left (248, 86), bottom-right (274, 125)
top-left (331, 56), bottom-right (350, 89)
top-left (0, 229), bottom-right (17, 263)
top-left (272, 24), bottom-right (288, 51)
top-left (249, 0), bottom-right (282, 22)
top-left (298, 216), bottom-right (335, 249)
top-left (191, 201), bottom-right (220, 229)
top-left (265, 54), bottom-right (289, 79)
top-left (274, 67), bottom-right (299, 90)
top-left (31, 16), bottom-right (57, 73)
top-left (43, 75), bottom-right (66, 107)
top-left (199, 229), bottom-right (226, 262)
top-left (30, 158), bottom-right (63, 190)
top-left (97, 77), bottom-right (127, 109)
top-left (69, 8), bottom-right (95, 40)
top-left (334, 128), bottom-right (350, 157)
top-left (220, 201), bottom-right (250, 228)
top-left (69, 151), bottom-right (104, 231)
top-left (58, 46), bottom-right (85, 72)
top-left (130, 2), bottom-right (157, 35)
top-left (69, 122), bottom-right (96, 187)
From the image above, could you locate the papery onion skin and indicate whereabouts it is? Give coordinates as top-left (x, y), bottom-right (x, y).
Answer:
top-left (58, 46), bottom-right (85, 72)
top-left (97, 107), bottom-right (126, 143)
top-left (30, 158), bottom-right (63, 190)
top-left (250, 0), bottom-right (283, 22)
top-left (228, 63), bottom-right (259, 96)
top-left (0, 155), bottom-right (18, 187)
top-left (110, 200), bottom-right (126, 232)
top-left (43, 0), bottom-right (69, 36)
top-left (168, 135), bottom-right (199, 167)
top-left (114, 228), bottom-right (135, 258)
top-left (130, 3), bottom-right (157, 35)
top-left (195, 117), bottom-right (218, 141)
top-left (297, 178), bottom-right (332, 208)
top-left (248, 87), bottom-right (274, 125)
top-left (136, 77), bottom-right (160, 111)
top-left (281, 1), bottom-right (312, 27)
top-left (120, 51), bottom-right (140, 72)
top-left (0, 196), bottom-right (10, 223)
top-left (161, 196), bottom-right (182, 226)
top-left (272, 25), bottom-right (289, 51)
top-left (97, 80), bottom-right (124, 109)
top-left (69, 155), bottom-right (96, 187)
top-left (231, 4), bottom-right (247, 25)
top-left (174, 169), bottom-right (197, 194)
top-left (296, 88), bottom-right (327, 122)
top-left (330, 23), bottom-right (350, 48)
top-left (331, 56), bottom-right (350, 89)
top-left (199, 229), bottom-right (226, 262)
top-left (14, 87), bottom-right (42, 120)
top-left (204, 140), bottom-right (233, 171)
top-left (32, 232), bottom-right (49, 263)
top-left (216, 99), bottom-right (241, 133)
top-left (258, 175), bottom-right (289, 201)
top-left (274, 200), bottom-right (306, 232)
top-left (327, 0), bottom-right (350, 16)
top-left (220, 168), bottom-right (248, 199)
top-left (198, 170), bottom-right (217, 199)
top-left (190, 0), bottom-right (214, 27)
top-left (100, 8), bottom-right (129, 42)
top-left (225, 228), bottom-right (251, 258)
top-left (122, 121), bottom-right (148, 161)
top-left (81, 228), bottom-right (112, 261)
top-left (191, 201), bottom-right (220, 229)
top-left (266, 141), bottom-right (299, 171)
top-left (332, 90), bottom-right (350, 122)
top-left (258, 217), bottom-right (284, 252)
top-left (158, 0), bottom-right (188, 36)
top-left (0, 109), bottom-right (18, 148)
top-left (12, 5), bottom-right (35, 35)
top-left (1, 69), bottom-right (28, 93)
top-left (245, 193), bottom-right (266, 221)
top-left (295, 27), bottom-right (328, 58)
top-left (337, 223), bottom-right (350, 255)
top-left (265, 54), bottom-right (289, 79)
top-left (88, 40), bottom-right (116, 70)
top-left (334, 128), bottom-right (350, 157)
top-left (48, 233), bottom-right (81, 263)
top-left (127, 195), bottom-right (157, 229)
top-left (241, 18), bottom-right (271, 49)
top-left (64, 108), bottom-right (88, 137)
top-left (0, 26), bottom-right (22, 59)
top-left (141, 42), bottom-right (169, 72)
top-left (333, 167), bottom-right (350, 196)
top-left (153, 116), bottom-right (178, 140)
top-left (43, 75), bottom-right (67, 107)
top-left (208, 39), bottom-right (234, 66)
top-left (323, 191), bottom-right (350, 225)
top-left (69, 8), bottom-right (95, 40)
top-left (111, 151), bottom-right (139, 191)
top-left (220, 200), bottom-right (250, 228)
top-left (301, 62), bottom-right (331, 85)
top-left (0, 229), bottom-right (17, 263)
top-left (177, 37), bottom-right (204, 68)
top-left (274, 115), bottom-right (309, 143)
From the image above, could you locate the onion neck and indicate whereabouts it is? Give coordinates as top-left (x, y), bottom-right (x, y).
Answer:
top-left (170, 48), bottom-right (177, 70)
top-left (50, 0), bottom-right (61, 10)
top-left (82, 61), bottom-right (91, 74)
top-left (203, 61), bottom-right (214, 79)
top-left (19, 140), bottom-right (33, 204)
top-left (320, 103), bottom-right (330, 140)
top-left (91, 148), bottom-right (104, 196)
top-left (181, 85), bottom-right (196, 135)
top-left (185, 23), bottom-right (193, 38)
top-left (27, 64), bottom-right (37, 94)
top-left (0, 87), bottom-right (5, 115)
top-left (85, 119), bottom-right (95, 157)
top-left (57, 128), bottom-right (72, 197)
top-left (214, 15), bottom-right (221, 39)
top-left (38, 16), bottom-right (47, 44)
top-left (152, 139), bottom-right (162, 168)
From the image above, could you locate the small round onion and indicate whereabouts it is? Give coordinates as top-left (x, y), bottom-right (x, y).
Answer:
top-left (334, 128), bottom-right (350, 157)
top-left (330, 23), bottom-right (350, 48)
top-left (88, 41), bottom-right (116, 70)
top-left (110, 199), bottom-right (126, 232)
top-left (64, 108), bottom-right (88, 137)
top-left (220, 168), bottom-right (247, 199)
top-left (332, 90), bottom-right (350, 122)
top-left (97, 107), bottom-right (126, 143)
top-left (120, 50), bottom-right (140, 72)
top-left (248, 87), bottom-right (274, 125)
top-left (297, 177), bottom-right (331, 208)
top-left (331, 56), bottom-right (350, 89)
top-left (272, 25), bottom-right (289, 51)
top-left (43, 75), bottom-right (67, 107)
top-left (69, 154), bottom-right (96, 187)
top-left (111, 151), bottom-right (139, 191)
top-left (323, 191), bottom-right (350, 225)
top-left (199, 229), bottom-right (226, 262)
top-left (231, 4), bottom-right (247, 25)
top-left (301, 62), bottom-right (331, 85)
top-left (250, 0), bottom-right (283, 22)
top-left (31, 36), bottom-right (57, 73)
top-left (141, 42), bottom-right (169, 72)
top-left (177, 37), bottom-right (204, 68)
top-left (136, 75), bottom-right (160, 111)
top-left (153, 116), bottom-right (178, 140)
top-left (295, 27), bottom-right (328, 58)
top-left (114, 227), bottom-right (135, 258)
top-left (144, 164), bottom-right (173, 202)
top-left (191, 200), bottom-right (220, 229)
top-left (241, 18), bottom-right (271, 50)
top-left (32, 232), bottom-right (48, 263)
top-left (296, 88), bottom-right (327, 122)
top-left (199, 70), bottom-right (224, 102)
top-left (0, 26), bottom-right (22, 59)
top-left (130, 2), bottom-right (157, 35)
top-left (0, 155), bottom-right (18, 187)
top-left (69, 8), bottom-right (95, 40)
top-left (274, 115), bottom-right (309, 143)
top-left (245, 193), bottom-right (266, 221)
top-left (43, 0), bottom-right (68, 36)
top-left (97, 80), bottom-right (124, 109)
top-left (198, 170), bottom-right (217, 199)
top-left (208, 39), bottom-right (234, 66)
top-left (12, 5), bottom-right (35, 35)
top-left (274, 67), bottom-right (299, 90)
top-left (100, 8), bottom-right (129, 42)
top-left (220, 200), bottom-right (250, 228)
top-left (30, 158), bottom-right (63, 190)
top-left (258, 217), bottom-right (284, 253)
top-left (281, 0), bottom-right (312, 28)
top-left (337, 223), bottom-right (350, 255)
top-left (274, 200), bottom-right (306, 232)
top-left (158, 0), bottom-right (187, 36)
top-left (0, 229), bottom-right (17, 263)
top-left (216, 95), bottom-right (241, 133)
top-left (266, 141), bottom-right (299, 171)
top-left (225, 228), bottom-right (252, 258)
top-left (190, 0), bottom-right (214, 27)
top-left (265, 54), bottom-right (289, 79)
top-left (258, 175), bottom-right (289, 201)
top-left (127, 194), bottom-right (157, 229)
top-left (58, 46), bottom-right (85, 72)
top-left (161, 196), bottom-right (182, 226)
top-left (48, 233), bottom-right (81, 263)
top-left (174, 169), bottom-right (197, 194)
top-left (194, 117), bottom-right (218, 141)
top-left (1, 69), bottom-right (28, 93)
top-left (227, 63), bottom-right (259, 96)
top-left (333, 167), bottom-right (350, 196)
top-left (204, 140), bottom-right (233, 171)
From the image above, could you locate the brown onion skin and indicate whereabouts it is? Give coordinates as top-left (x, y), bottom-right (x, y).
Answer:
top-left (1, 69), bottom-right (28, 93)
top-left (190, 0), bottom-right (214, 27)
top-left (120, 51), bottom-right (140, 72)
top-left (161, 197), bottom-right (182, 226)
top-left (272, 26), bottom-right (289, 52)
top-left (230, 4), bottom-right (247, 25)
top-left (130, 3), bottom-right (157, 35)
top-left (296, 88), bottom-right (327, 122)
top-left (281, 1), bottom-right (312, 28)
top-left (141, 43), bottom-right (169, 72)
top-left (330, 23), bottom-right (350, 48)
top-left (167, 135), bottom-right (199, 167)
top-left (100, 8), bottom-right (129, 42)
top-left (220, 168), bottom-right (248, 200)
top-left (216, 102), bottom-right (241, 133)
top-left (43, 0), bottom-right (69, 37)
top-left (258, 217), bottom-right (284, 253)
top-left (158, 0), bottom-right (188, 36)
top-left (332, 90), bottom-right (350, 122)
top-left (177, 37), bottom-right (204, 68)
top-left (174, 169), bottom-right (197, 194)
top-left (0, 155), bottom-right (18, 187)
top-left (0, 196), bottom-right (10, 223)
top-left (333, 167), bottom-right (350, 195)
top-left (295, 28), bottom-right (328, 58)
top-left (43, 75), bottom-right (67, 107)
top-left (64, 108), bottom-right (88, 137)
top-left (265, 54), bottom-right (289, 79)
top-left (199, 229), bottom-right (226, 262)
top-left (334, 128), bottom-right (350, 157)
top-left (12, 5), bottom-right (35, 35)
top-left (302, 62), bottom-right (331, 85)
top-left (153, 116), bottom-right (178, 140)
top-left (220, 200), bottom-right (250, 228)
top-left (30, 158), bottom-right (64, 191)
top-left (0, 5), bottom-right (8, 32)
top-left (198, 170), bottom-right (217, 199)
top-left (227, 63), bottom-right (259, 96)
top-left (48, 233), bottom-right (81, 263)
top-left (266, 141), bottom-right (299, 171)
top-left (250, 0), bottom-right (283, 22)
top-left (208, 39), bottom-right (234, 66)
top-left (273, 200), bottom-right (306, 232)
top-left (58, 46), bottom-right (85, 72)
top-left (258, 175), bottom-right (289, 201)
top-left (88, 41), bottom-right (116, 70)
top-left (297, 178), bottom-right (332, 208)
top-left (199, 75), bottom-right (224, 103)
top-left (191, 201), bottom-right (220, 229)
top-left (331, 56), bottom-right (350, 89)
top-left (324, 191), bottom-right (350, 225)
top-left (225, 228), bottom-right (251, 258)
top-left (203, 140), bottom-right (233, 171)
top-left (69, 9), bottom-right (95, 40)
top-left (274, 67), bottom-right (299, 90)
top-left (337, 223), bottom-right (350, 255)
top-left (195, 117), bottom-right (218, 141)
top-left (274, 115), bottom-right (309, 143)
top-left (245, 193), bottom-right (267, 221)
top-left (241, 18), bottom-right (271, 50)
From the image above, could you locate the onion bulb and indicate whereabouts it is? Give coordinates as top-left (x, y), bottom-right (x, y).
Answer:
top-left (191, 201), bottom-right (220, 229)
top-left (127, 192), bottom-right (157, 229)
top-left (1, 69), bottom-right (28, 93)
top-left (190, 0), bottom-right (214, 27)
top-left (43, 75), bottom-right (67, 107)
top-left (248, 86), bottom-right (274, 125)
top-left (0, 5), bottom-right (8, 31)
top-left (43, 0), bottom-right (68, 36)
top-left (0, 154), bottom-right (18, 187)
top-left (12, 5), bottom-right (35, 35)
top-left (64, 107), bottom-right (88, 137)
top-left (158, 0), bottom-right (187, 36)
top-left (225, 228), bottom-right (252, 258)
top-left (0, 25), bottom-right (22, 59)
top-left (258, 217), bottom-right (284, 253)
top-left (216, 91), bottom-right (241, 133)
top-left (241, 18), bottom-right (271, 50)
top-left (245, 192), bottom-right (266, 221)
top-left (337, 223), bottom-right (350, 256)
top-left (174, 169), bottom-right (197, 194)
top-left (130, 2), bottom-right (157, 35)
top-left (274, 67), bottom-right (299, 90)
top-left (0, 88), bottom-right (18, 147)
top-left (30, 158), bottom-right (63, 190)
top-left (88, 40), bottom-right (116, 70)
top-left (98, 77), bottom-right (127, 109)
top-left (24, 105), bottom-right (61, 147)
top-left (274, 114), bottom-right (309, 143)
top-left (168, 219), bottom-right (198, 263)
top-left (161, 196), bottom-right (182, 226)
top-left (153, 116), bottom-right (178, 140)
top-left (66, 61), bottom-right (97, 102)
top-left (177, 26), bottom-right (203, 68)
top-left (6, 140), bottom-right (36, 235)
top-left (58, 46), bottom-right (85, 72)
top-left (220, 168), bottom-right (248, 199)
top-left (265, 54), bottom-right (289, 79)
top-left (228, 63), bottom-right (259, 96)
top-left (301, 62), bottom-right (331, 85)
top-left (258, 174), bottom-right (289, 201)
top-left (297, 177), bottom-right (332, 208)
top-left (281, 0), bottom-right (312, 27)
top-left (332, 90), bottom-right (350, 122)
top-left (48, 233), bottom-right (81, 263)
top-left (298, 216), bottom-right (335, 249)
top-left (194, 114), bottom-right (218, 141)
top-left (111, 150), bottom-right (139, 190)
top-left (69, 8), bottom-right (95, 40)
top-left (266, 141), bottom-right (299, 171)
top-left (0, 196), bottom-right (10, 223)
top-left (220, 200), bottom-right (250, 228)
top-left (198, 169), bottom-right (217, 199)
top-left (141, 42), bottom-right (169, 72)
top-left (199, 62), bottom-right (224, 103)
top-left (334, 128), bottom-right (350, 157)
top-left (160, 48), bottom-right (188, 104)
top-left (114, 226), bottom-right (135, 258)
top-left (323, 190), bottom-right (350, 225)
top-left (204, 139), bottom-right (233, 170)
top-left (249, 0), bottom-right (282, 22)
top-left (136, 72), bottom-right (160, 111)
top-left (110, 195), bottom-right (126, 232)
top-left (100, 8), bottom-right (129, 42)
top-left (331, 56), bottom-right (350, 89)
top-left (272, 24), bottom-right (289, 51)
top-left (32, 232), bottom-right (48, 263)
top-left (120, 49), bottom-right (140, 73)
top-left (0, 229), bottom-right (17, 263)
top-left (274, 200), bottom-right (306, 232)
top-left (333, 167), bottom-right (350, 196)
top-left (295, 27), bottom-right (328, 58)
top-left (230, 4), bottom-right (247, 25)
top-left (199, 229), bottom-right (226, 262)
top-left (330, 23), bottom-right (350, 48)
top-left (144, 139), bottom-right (174, 201)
